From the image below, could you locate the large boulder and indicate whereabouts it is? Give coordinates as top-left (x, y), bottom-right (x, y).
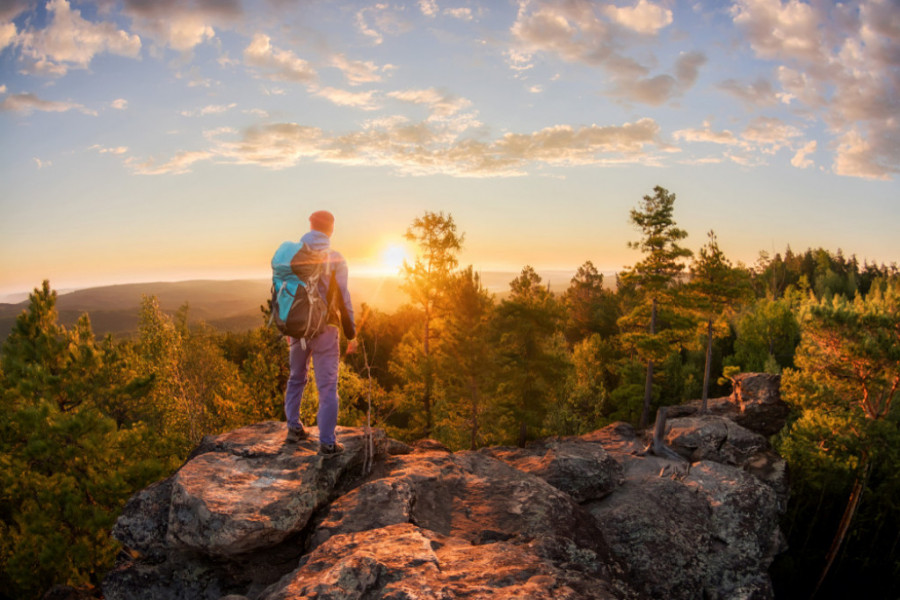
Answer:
top-left (104, 384), bottom-right (789, 600)
top-left (481, 438), bottom-right (624, 503)
top-left (730, 373), bottom-right (789, 436)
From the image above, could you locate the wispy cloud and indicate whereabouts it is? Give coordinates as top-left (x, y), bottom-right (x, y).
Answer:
top-left (387, 88), bottom-right (472, 119)
top-left (330, 54), bottom-right (386, 85)
top-left (180, 103), bottom-right (237, 117)
top-left (243, 33), bottom-right (316, 83)
top-left (122, 115), bottom-right (667, 177)
top-left (126, 150), bottom-right (213, 175)
top-left (1, 91), bottom-right (96, 115)
top-left (314, 87), bottom-right (381, 110)
top-left (603, 0), bottom-right (672, 34)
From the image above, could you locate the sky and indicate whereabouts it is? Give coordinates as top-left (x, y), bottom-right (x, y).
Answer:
top-left (1, 0), bottom-right (898, 299)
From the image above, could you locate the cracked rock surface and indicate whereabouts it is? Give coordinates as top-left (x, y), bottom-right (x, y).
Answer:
top-left (104, 374), bottom-right (788, 600)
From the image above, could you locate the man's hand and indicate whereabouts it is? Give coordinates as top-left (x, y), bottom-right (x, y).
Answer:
top-left (346, 339), bottom-right (359, 355)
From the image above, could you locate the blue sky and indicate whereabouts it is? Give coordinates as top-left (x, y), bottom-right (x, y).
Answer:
top-left (1, 0), bottom-right (898, 298)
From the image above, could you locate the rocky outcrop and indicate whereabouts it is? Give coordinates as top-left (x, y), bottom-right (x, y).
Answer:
top-left (104, 373), bottom-right (789, 600)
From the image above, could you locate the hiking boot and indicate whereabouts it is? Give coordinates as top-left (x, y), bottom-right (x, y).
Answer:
top-left (286, 426), bottom-right (309, 443)
top-left (318, 442), bottom-right (344, 456)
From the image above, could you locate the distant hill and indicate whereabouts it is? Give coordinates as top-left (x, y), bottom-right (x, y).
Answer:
top-left (0, 269), bottom-right (605, 340)
top-left (0, 278), bottom-right (405, 340)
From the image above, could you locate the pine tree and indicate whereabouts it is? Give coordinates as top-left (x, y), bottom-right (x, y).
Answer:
top-left (779, 284), bottom-right (900, 595)
top-left (434, 267), bottom-right (496, 449)
top-left (0, 282), bottom-right (173, 599)
top-left (689, 231), bottom-right (752, 410)
top-left (492, 266), bottom-right (568, 446)
top-left (619, 186), bottom-right (693, 428)
top-left (399, 211), bottom-right (463, 437)
top-left (562, 260), bottom-right (618, 345)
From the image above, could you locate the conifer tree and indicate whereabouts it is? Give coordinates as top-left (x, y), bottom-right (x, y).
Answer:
top-left (0, 282), bottom-right (173, 599)
top-left (492, 266), bottom-right (568, 446)
top-left (398, 211), bottom-right (463, 437)
top-left (779, 284), bottom-right (900, 594)
top-left (689, 231), bottom-right (752, 410)
top-left (434, 266), bottom-right (496, 449)
top-left (562, 261), bottom-right (618, 345)
top-left (619, 186), bottom-right (693, 428)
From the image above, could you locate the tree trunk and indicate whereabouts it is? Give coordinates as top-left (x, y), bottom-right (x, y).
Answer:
top-left (469, 376), bottom-right (479, 450)
top-left (518, 421), bottom-right (527, 448)
top-left (701, 318), bottom-right (713, 413)
top-left (813, 454), bottom-right (872, 597)
top-left (423, 315), bottom-right (432, 437)
top-left (640, 297), bottom-right (657, 429)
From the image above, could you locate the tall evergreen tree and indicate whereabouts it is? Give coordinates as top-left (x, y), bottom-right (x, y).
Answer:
top-left (434, 266), bottom-right (496, 449)
top-left (619, 186), bottom-right (693, 428)
top-left (492, 266), bottom-right (568, 446)
top-left (689, 231), bottom-right (752, 410)
top-left (398, 211), bottom-right (463, 437)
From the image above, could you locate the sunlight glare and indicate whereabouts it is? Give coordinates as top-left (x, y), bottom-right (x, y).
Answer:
top-left (382, 243), bottom-right (410, 273)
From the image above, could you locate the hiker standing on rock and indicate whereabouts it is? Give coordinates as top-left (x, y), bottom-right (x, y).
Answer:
top-left (283, 210), bottom-right (357, 454)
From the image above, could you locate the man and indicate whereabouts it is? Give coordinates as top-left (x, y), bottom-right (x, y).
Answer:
top-left (284, 210), bottom-right (356, 454)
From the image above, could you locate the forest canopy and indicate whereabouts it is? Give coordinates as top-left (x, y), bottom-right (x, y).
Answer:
top-left (1, 187), bottom-right (898, 599)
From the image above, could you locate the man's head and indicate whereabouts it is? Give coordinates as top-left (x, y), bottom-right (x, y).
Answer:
top-left (309, 210), bottom-right (335, 237)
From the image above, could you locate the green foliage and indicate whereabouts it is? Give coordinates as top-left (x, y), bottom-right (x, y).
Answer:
top-left (0, 282), bottom-right (176, 600)
top-left (774, 285), bottom-right (900, 597)
top-left (562, 261), bottom-right (618, 345)
top-left (492, 266), bottom-right (569, 446)
top-left (730, 293), bottom-right (801, 372)
top-left (398, 211), bottom-right (464, 437)
top-left (433, 267), bottom-right (498, 450)
top-left (619, 185), bottom-right (694, 427)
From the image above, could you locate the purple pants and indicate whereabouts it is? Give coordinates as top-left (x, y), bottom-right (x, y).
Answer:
top-left (284, 326), bottom-right (340, 444)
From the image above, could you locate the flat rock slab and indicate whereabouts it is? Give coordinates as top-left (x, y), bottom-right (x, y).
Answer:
top-left (117, 422), bottom-right (386, 558)
top-left (260, 523), bottom-right (622, 600)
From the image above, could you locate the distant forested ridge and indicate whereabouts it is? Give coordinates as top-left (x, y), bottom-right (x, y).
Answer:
top-left (1, 187), bottom-right (898, 599)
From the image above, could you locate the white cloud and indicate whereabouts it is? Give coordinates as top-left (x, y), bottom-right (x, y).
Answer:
top-left (180, 103), bottom-right (237, 117)
top-left (111, 98), bottom-right (128, 110)
top-left (732, 0), bottom-right (900, 179)
top-left (90, 144), bottom-right (129, 155)
top-left (126, 150), bottom-right (213, 175)
top-left (445, 8), bottom-right (474, 21)
top-left (510, 2), bottom-right (702, 105)
top-left (0, 84), bottom-right (6, 95)
top-left (790, 140), bottom-right (816, 169)
top-left (529, 84), bottom-right (544, 93)
top-left (0, 92), bottom-right (96, 115)
top-left (603, 0), bottom-right (673, 34)
top-left (331, 54), bottom-right (384, 85)
top-left (14, 0), bottom-right (141, 76)
top-left (315, 87), bottom-right (380, 110)
top-left (741, 116), bottom-right (802, 153)
top-left (0, 21), bottom-right (16, 51)
top-left (123, 115), bottom-right (667, 177)
top-left (33, 157), bottom-right (51, 169)
top-left (673, 124), bottom-right (740, 145)
top-left (121, 0), bottom-right (240, 52)
top-left (243, 33), bottom-right (316, 83)
top-left (388, 88), bottom-right (472, 119)
top-left (419, 0), bottom-right (438, 17)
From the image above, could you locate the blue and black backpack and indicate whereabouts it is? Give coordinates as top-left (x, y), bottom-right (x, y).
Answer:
top-left (269, 241), bottom-right (330, 348)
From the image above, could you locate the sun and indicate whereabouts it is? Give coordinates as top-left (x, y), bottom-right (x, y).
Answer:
top-left (381, 243), bottom-right (410, 273)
